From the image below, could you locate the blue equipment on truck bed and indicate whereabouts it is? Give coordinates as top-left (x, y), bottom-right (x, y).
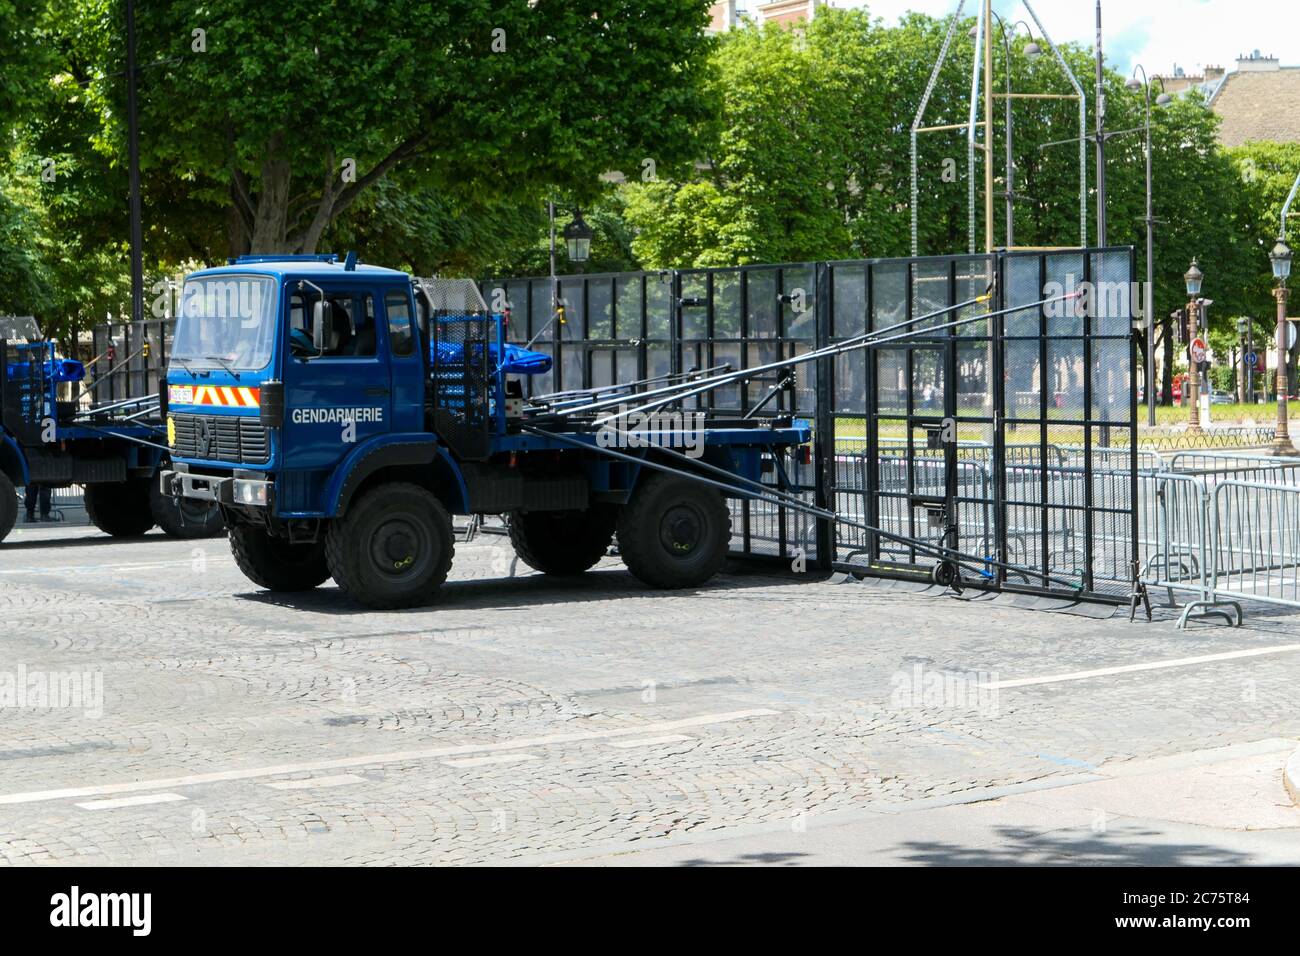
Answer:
top-left (160, 257), bottom-right (811, 608)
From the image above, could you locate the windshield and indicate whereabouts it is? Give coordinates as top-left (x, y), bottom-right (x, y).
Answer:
top-left (171, 275), bottom-right (277, 371)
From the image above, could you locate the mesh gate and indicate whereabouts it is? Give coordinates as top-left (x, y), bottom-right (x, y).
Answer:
top-left (483, 247), bottom-right (1137, 602)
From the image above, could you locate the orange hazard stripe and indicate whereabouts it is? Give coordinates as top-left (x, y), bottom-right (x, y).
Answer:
top-left (194, 385), bottom-right (260, 407)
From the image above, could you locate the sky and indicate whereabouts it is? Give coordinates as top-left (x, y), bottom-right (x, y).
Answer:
top-left (830, 0), bottom-right (1300, 79)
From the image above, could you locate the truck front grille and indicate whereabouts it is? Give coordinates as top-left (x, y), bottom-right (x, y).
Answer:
top-left (170, 413), bottom-right (270, 464)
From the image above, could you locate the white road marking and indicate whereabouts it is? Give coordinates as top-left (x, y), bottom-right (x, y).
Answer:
top-left (0, 561), bottom-right (181, 576)
top-left (988, 644), bottom-right (1300, 690)
top-left (266, 773), bottom-right (367, 791)
top-left (442, 754), bottom-right (539, 768)
top-left (76, 793), bottom-right (188, 811)
top-left (608, 734), bottom-right (694, 748)
top-left (0, 708), bottom-right (779, 807)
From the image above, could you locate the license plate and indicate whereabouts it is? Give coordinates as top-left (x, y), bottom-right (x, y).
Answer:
top-left (168, 385), bottom-right (194, 404)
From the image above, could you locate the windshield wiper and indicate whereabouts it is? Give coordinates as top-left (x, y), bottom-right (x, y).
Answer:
top-left (203, 355), bottom-right (241, 379)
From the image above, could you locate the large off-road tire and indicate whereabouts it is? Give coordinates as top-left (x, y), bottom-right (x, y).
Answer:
top-left (84, 479), bottom-right (155, 538)
top-left (325, 481), bottom-right (454, 609)
top-left (616, 472), bottom-right (731, 589)
top-left (0, 471), bottom-right (17, 544)
top-left (507, 505), bottom-right (617, 576)
top-left (149, 480), bottom-right (225, 539)
top-left (228, 523), bottom-right (330, 592)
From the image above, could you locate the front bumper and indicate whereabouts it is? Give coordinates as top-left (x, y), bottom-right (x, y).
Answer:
top-left (160, 465), bottom-right (272, 508)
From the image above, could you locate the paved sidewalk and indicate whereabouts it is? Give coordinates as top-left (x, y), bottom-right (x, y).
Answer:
top-left (561, 739), bottom-right (1300, 866)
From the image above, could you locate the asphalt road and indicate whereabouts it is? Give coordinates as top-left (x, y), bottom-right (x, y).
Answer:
top-left (0, 523), bottom-right (1297, 865)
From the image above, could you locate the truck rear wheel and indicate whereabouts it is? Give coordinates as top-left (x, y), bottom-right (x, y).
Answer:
top-left (228, 524), bottom-right (330, 592)
top-left (325, 482), bottom-right (454, 609)
top-left (616, 472), bottom-right (731, 589)
top-left (84, 479), bottom-right (155, 538)
top-left (507, 506), bottom-right (616, 575)
top-left (0, 472), bottom-right (17, 543)
top-left (150, 481), bottom-right (225, 539)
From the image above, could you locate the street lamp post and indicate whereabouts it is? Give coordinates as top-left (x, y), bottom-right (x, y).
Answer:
top-left (1270, 239), bottom-right (1295, 455)
top-left (1184, 258), bottom-right (1204, 435)
top-left (1126, 67), bottom-right (1172, 427)
top-left (538, 202), bottom-right (594, 351)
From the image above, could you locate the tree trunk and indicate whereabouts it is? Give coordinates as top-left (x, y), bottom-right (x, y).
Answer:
top-left (249, 134), bottom-right (293, 253)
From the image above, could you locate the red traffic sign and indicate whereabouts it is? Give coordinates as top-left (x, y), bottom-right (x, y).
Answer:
top-left (1190, 338), bottom-right (1207, 364)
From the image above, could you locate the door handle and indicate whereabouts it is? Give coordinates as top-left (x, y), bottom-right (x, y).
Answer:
top-left (365, 387), bottom-right (389, 396)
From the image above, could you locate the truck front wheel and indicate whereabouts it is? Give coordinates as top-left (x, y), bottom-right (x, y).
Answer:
top-left (325, 482), bottom-right (454, 609)
top-left (507, 506), bottom-right (616, 575)
top-left (84, 479), bottom-right (155, 537)
top-left (616, 473), bottom-right (731, 589)
top-left (228, 524), bottom-right (330, 592)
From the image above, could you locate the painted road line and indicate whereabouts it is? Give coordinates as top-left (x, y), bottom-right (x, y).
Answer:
top-left (0, 708), bottom-right (780, 807)
top-left (76, 793), bottom-right (188, 811)
top-left (266, 773), bottom-right (367, 791)
top-left (0, 561), bottom-right (182, 576)
top-left (608, 735), bottom-right (694, 749)
top-left (442, 754), bottom-right (540, 769)
top-left (988, 644), bottom-right (1300, 690)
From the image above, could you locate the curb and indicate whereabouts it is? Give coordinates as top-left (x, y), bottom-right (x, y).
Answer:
top-left (1286, 747), bottom-right (1300, 808)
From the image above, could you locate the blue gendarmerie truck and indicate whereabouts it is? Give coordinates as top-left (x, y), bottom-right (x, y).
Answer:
top-left (159, 254), bottom-right (811, 609)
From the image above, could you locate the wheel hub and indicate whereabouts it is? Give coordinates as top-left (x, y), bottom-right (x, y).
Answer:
top-left (659, 505), bottom-right (703, 556)
top-left (373, 519), bottom-right (424, 576)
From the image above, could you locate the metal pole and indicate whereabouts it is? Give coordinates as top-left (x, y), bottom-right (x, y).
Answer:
top-left (1248, 321), bottom-right (1254, 401)
top-left (1187, 298), bottom-right (1202, 434)
top-left (1002, 20), bottom-right (1014, 247)
top-left (1094, 1), bottom-right (1107, 245)
top-left (548, 200), bottom-right (557, 324)
top-left (984, 0), bottom-right (995, 252)
top-left (1275, 283), bottom-right (1296, 454)
top-left (125, 0), bottom-right (144, 326)
top-left (1142, 73), bottom-right (1155, 426)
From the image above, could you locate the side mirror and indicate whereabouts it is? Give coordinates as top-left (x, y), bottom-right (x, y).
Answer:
top-left (312, 300), bottom-right (328, 352)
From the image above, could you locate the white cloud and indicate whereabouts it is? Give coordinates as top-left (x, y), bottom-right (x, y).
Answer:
top-left (834, 0), bottom-right (1300, 77)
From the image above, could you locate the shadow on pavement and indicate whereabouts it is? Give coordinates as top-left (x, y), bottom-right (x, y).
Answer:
top-left (233, 564), bottom-right (821, 615)
top-left (891, 825), bottom-right (1258, 866)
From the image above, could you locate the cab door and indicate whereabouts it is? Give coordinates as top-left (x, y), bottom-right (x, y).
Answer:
top-left (381, 287), bottom-right (424, 433)
top-left (281, 281), bottom-right (392, 472)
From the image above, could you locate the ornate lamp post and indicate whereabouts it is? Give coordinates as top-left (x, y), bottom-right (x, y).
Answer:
top-left (1270, 239), bottom-right (1296, 455)
top-left (1184, 259), bottom-right (1204, 435)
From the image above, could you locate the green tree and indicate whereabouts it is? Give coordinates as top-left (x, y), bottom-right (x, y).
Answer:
top-left (59, 0), bottom-right (716, 256)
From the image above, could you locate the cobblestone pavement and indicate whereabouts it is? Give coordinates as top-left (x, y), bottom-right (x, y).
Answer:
top-left (0, 524), bottom-right (1298, 865)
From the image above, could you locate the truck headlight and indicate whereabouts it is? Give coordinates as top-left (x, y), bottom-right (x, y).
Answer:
top-left (233, 479), bottom-right (268, 505)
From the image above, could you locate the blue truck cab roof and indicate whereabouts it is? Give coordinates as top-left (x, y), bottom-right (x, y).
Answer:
top-left (188, 253), bottom-right (412, 284)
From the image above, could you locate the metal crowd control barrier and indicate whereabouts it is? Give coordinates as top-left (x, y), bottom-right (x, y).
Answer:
top-left (1210, 480), bottom-right (1300, 612)
top-left (1137, 451), bottom-right (1300, 626)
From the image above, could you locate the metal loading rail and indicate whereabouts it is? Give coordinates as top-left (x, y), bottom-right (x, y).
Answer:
top-left (525, 285), bottom-right (1096, 596)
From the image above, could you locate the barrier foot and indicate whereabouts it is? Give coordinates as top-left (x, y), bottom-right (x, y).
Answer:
top-left (1128, 563), bottom-right (1152, 622)
top-left (1176, 600), bottom-right (1243, 629)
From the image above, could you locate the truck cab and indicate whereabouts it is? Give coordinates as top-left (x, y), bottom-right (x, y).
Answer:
top-left (162, 253), bottom-right (811, 608)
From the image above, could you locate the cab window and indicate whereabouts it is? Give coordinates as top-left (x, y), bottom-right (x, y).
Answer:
top-left (288, 291), bottom-right (377, 359)
top-left (385, 291), bottom-right (414, 357)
